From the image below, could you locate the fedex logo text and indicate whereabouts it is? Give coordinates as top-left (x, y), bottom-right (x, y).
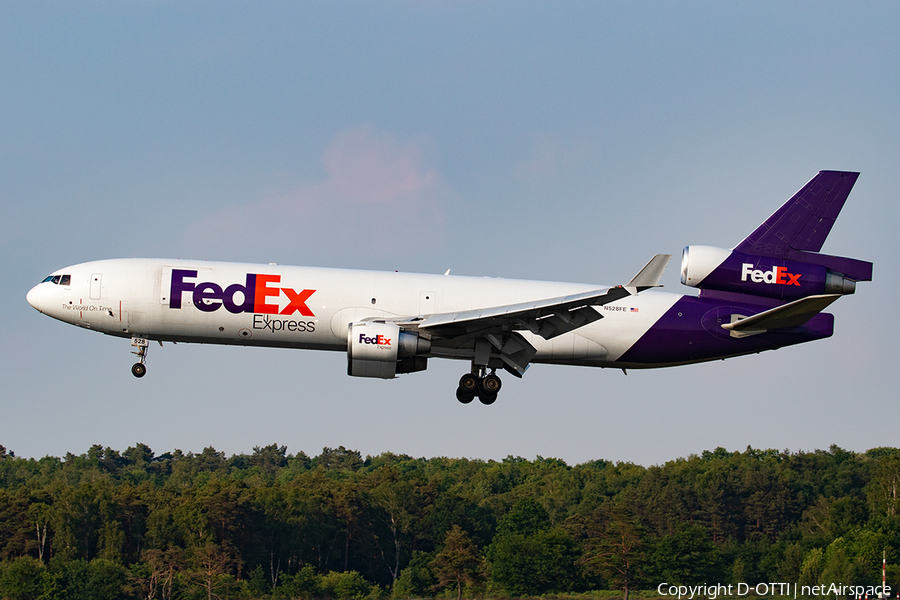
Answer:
top-left (169, 269), bottom-right (316, 316)
top-left (359, 334), bottom-right (392, 347)
top-left (740, 264), bottom-right (801, 286)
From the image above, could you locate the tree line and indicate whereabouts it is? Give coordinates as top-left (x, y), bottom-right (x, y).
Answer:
top-left (0, 443), bottom-right (898, 600)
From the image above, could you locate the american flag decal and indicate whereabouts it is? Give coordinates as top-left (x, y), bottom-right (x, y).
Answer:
top-left (630, 307), bottom-right (639, 312)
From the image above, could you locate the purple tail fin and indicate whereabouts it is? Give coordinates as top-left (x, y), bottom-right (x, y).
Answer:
top-left (735, 171), bottom-right (872, 282)
top-left (682, 171), bottom-right (872, 302)
top-left (737, 171), bottom-right (858, 255)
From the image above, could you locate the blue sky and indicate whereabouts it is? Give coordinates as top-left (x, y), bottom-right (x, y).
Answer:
top-left (2, 2), bottom-right (897, 466)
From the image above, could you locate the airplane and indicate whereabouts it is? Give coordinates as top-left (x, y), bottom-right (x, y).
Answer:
top-left (26, 171), bottom-right (872, 405)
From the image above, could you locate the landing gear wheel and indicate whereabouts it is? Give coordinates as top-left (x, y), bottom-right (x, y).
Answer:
top-left (479, 391), bottom-right (498, 405)
top-left (130, 337), bottom-right (150, 378)
top-left (481, 373), bottom-right (502, 394)
top-left (458, 373), bottom-right (479, 394)
top-left (456, 388), bottom-right (475, 404)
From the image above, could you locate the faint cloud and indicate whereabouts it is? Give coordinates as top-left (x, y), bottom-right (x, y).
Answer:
top-left (186, 125), bottom-right (452, 260)
top-left (322, 126), bottom-right (441, 204)
top-left (512, 135), bottom-right (596, 183)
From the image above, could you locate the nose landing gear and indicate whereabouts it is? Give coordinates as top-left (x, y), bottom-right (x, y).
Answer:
top-left (131, 337), bottom-right (149, 378)
top-left (456, 369), bottom-right (502, 405)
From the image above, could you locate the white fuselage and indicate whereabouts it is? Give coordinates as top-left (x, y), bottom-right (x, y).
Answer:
top-left (26, 258), bottom-right (679, 368)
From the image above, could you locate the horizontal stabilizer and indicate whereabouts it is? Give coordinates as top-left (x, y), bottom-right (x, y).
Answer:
top-left (721, 294), bottom-right (840, 334)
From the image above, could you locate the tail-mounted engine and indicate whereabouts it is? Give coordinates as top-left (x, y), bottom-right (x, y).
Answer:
top-left (681, 246), bottom-right (858, 301)
top-left (347, 321), bottom-right (431, 379)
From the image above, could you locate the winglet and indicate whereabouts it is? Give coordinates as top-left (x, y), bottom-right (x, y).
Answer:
top-left (625, 254), bottom-right (671, 293)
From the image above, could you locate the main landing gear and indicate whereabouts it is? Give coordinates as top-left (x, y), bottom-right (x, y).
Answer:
top-left (456, 368), bottom-right (502, 405)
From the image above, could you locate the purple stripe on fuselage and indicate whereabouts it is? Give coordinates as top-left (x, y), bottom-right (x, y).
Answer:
top-left (617, 296), bottom-right (834, 367)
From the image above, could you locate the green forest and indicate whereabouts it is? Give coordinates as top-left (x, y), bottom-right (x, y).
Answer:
top-left (0, 443), bottom-right (899, 600)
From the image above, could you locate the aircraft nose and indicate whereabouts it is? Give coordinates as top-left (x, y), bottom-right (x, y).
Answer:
top-left (26, 284), bottom-right (44, 313)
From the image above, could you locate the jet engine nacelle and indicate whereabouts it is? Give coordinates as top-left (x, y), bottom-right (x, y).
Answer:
top-left (347, 321), bottom-right (431, 379)
top-left (681, 245), bottom-right (856, 300)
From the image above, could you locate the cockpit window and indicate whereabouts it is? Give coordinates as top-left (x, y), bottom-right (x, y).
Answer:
top-left (41, 275), bottom-right (70, 285)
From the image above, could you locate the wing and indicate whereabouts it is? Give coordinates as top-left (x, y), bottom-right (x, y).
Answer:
top-left (390, 254), bottom-right (671, 376)
top-left (417, 253), bottom-right (670, 339)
